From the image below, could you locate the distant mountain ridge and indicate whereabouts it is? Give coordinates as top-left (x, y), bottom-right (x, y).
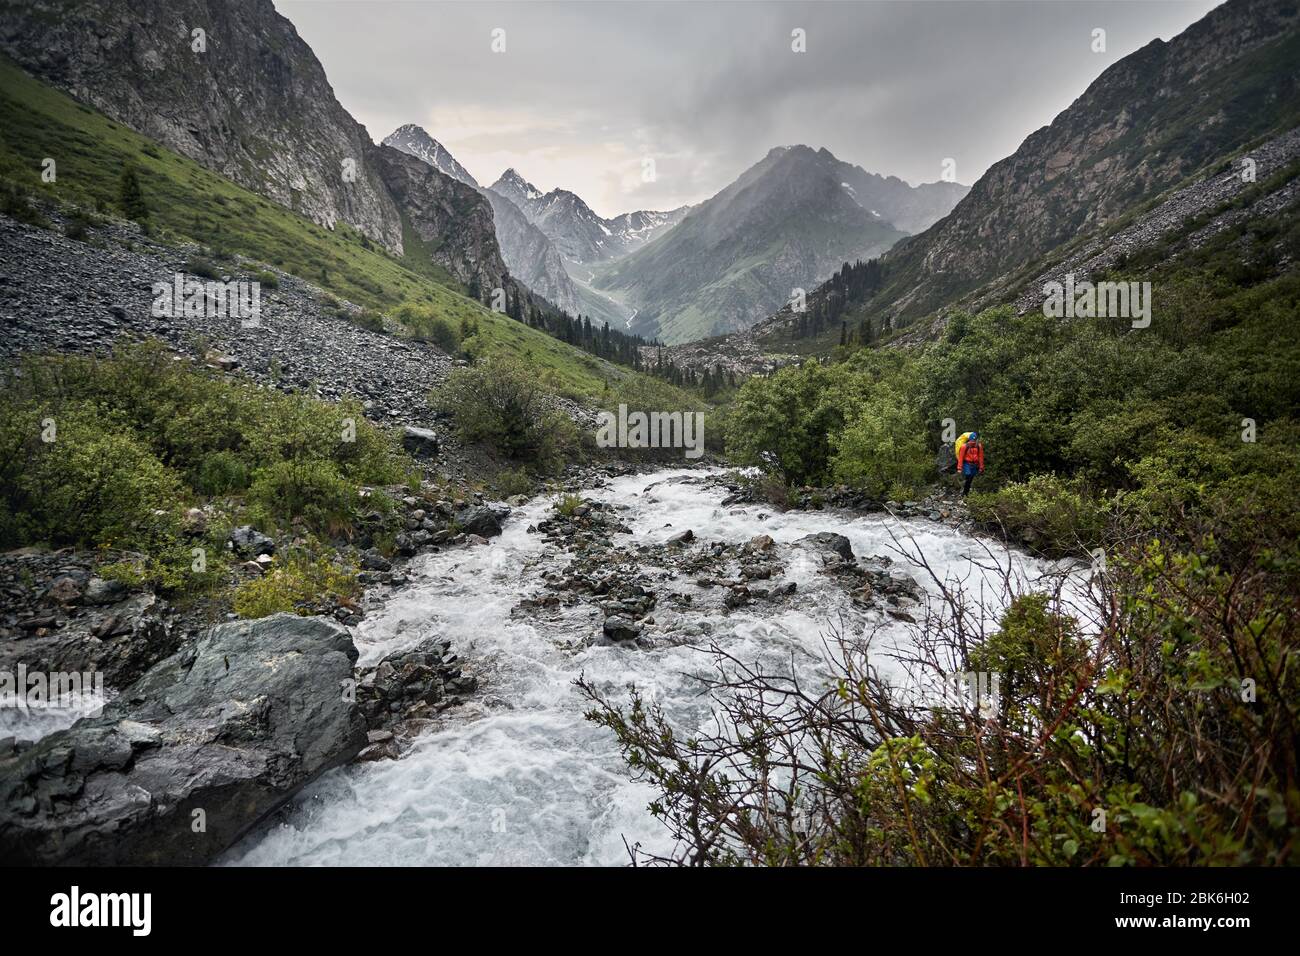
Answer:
top-left (593, 144), bottom-right (966, 343)
top-left (383, 125), bottom-right (582, 314)
top-left (488, 169), bottom-right (690, 265)
top-left (852, 0), bottom-right (1300, 331)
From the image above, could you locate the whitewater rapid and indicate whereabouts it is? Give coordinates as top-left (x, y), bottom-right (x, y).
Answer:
top-left (225, 468), bottom-right (1080, 866)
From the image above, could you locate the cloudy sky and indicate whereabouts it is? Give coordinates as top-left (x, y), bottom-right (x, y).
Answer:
top-left (276, 0), bottom-right (1221, 218)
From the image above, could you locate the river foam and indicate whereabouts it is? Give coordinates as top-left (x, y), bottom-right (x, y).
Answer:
top-left (225, 468), bottom-right (1080, 866)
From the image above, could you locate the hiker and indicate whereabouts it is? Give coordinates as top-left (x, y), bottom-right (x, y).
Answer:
top-left (956, 431), bottom-right (984, 496)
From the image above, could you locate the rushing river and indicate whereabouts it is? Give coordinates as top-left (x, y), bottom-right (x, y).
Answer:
top-left (225, 468), bottom-right (1079, 866)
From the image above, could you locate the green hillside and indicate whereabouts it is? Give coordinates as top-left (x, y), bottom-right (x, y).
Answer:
top-left (0, 55), bottom-right (685, 404)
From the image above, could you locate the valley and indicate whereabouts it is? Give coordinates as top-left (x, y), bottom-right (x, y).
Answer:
top-left (0, 0), bottom-right (1296, 877)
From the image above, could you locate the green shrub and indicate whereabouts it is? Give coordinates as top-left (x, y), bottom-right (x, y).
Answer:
top-left (437, 357), bottom-right (576, 467)
top-left (392, 302), bottom-right (461, 352)
top-left (0, 405), bottom-right (182, 550)
top-left (63, 214), bottom-right (90, 241)
top-left (724, 359), bottom-right (849, 484)
top-left (195, 449), bottom-right (251, 495)
top-left (350, 308), bottom-right (385, 333)
top-left (233, 547), bottom-right (359, 619)
top-left (0, 181), bottom-right (50, 228)
top-left (0, 345), bottom-right (413, 597)
top-left (254, 269), bottom-right (279, 289)
top-left (99, 531), bottom-right (229, 594)
top-left (117, 164), bottom-right (148, 222)
top-left (494, 467), bottom-right (533, 498)
top-left (246, 459), bottom-right (357, 536)
top-left (830, 397), bottom-right (931, 499)
top-left (555, 493), bottom-right (584, 517)
top-left (184, 256), bottom-right (219, 279)
top-left (968, 474), bottom-right (1109, 556)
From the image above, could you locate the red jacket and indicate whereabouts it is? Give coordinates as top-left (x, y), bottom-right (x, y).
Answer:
top-left (958, 441), bottom-right (984, 473)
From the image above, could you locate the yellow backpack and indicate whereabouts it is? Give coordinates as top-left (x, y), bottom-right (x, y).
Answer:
top-left (954, 431), bottom-right (975, 464)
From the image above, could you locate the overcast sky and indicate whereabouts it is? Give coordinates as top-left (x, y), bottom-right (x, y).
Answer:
top-left (275, 0), bottom-right (1221, 218)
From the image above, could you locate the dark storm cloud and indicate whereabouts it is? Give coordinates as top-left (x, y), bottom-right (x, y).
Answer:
top-left (274, 0), bottom-right (1221, 217)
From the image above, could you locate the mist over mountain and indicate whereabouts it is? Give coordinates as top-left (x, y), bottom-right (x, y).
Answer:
top-left (593, 144), bottom-right (966, 343)
top-left (489, 169), bottom-right (690, 266)
top-left (383, 125), bottom-right (583, 314)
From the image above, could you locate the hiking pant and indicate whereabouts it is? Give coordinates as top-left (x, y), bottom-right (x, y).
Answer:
top-left (962, 472), bottom-right (975, 496)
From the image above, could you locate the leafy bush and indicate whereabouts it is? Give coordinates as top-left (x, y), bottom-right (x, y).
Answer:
top-left (254, 269), bottom-right (279, 289)
top-left (63, 214), bottom-right (90, 241)
top-left (233, 547), bottom-right (359, 619)
top-left (392, 302), bottom-right (462, 353)
top-left (724, 359), bottom-right (849, 485)
top-left (246, 459), bottom-right (357, 536)
top-left (830, 396), bottom-right (931, 499)
top-left (968, 474), bottom-right (1110, 556)
top-left (437, 357), bottom-right (577, 467)
top-left (349, 308), bottom-right (385, 333)
top-left (555, 493), bottom-right (584, 517)
top-left (195, 449), bottom-right (251, 495)
top-left (0, 405), bottom-right (182, 550)
top-left (494, 467), bottom-right (533, 498)
top-left (0, 345), bottom-right (413, 594)
top-left (184, 256), bottom-right (219, 279)
top-left (117, 164), bottom-right (148, 222)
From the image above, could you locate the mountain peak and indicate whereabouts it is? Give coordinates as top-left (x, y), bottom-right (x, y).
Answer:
top-left (492, 168), bottom-right (545, 204)
top-left (381, 124), bottom-right (479, 188)
top-left (390, 122), bottom-right (429, 138)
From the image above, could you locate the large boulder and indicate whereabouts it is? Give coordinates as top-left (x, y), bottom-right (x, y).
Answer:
top-left (229, 525), bottom-right (275, 558)
top-left (400, 425), bottom-right (440, 459)
top-left (0, 614), bottom-right (366, 865)
top-left (797, 532), bottom-right (855, 563)
top-left (0, 593), bottom-right (177, 692)
top-left (454, 503), bottom-right (511, 539)
top-left (602, 615), bottom-right (643, 643)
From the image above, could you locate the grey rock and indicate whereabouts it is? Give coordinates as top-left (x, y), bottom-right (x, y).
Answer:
top-left (359, 548), bottom-right (391, 572)
top-left (0, 614), bottom-right (366, 865)
top-left (797, 532), bottom-right (855, 563)
top-left (44, 575), bottom-right (83, 605)
top-left (400, 425), bottom-right (440, 459)
top-left (0, 593), bottom-right (176, 690)
top-left (602, 615), bottom-right (642, 642)
top-left (229, 526), bottom-right (275, 558)
top-left (455, 504), bottom-right (511, 539)
top-left (81, 576), bottom-right (126, 606)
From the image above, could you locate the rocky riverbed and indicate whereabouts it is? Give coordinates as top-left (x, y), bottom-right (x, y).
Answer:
top-left (0, 466), bottom-right (1081, 864)
top-left (219, 468), bottom-right (1079, 866)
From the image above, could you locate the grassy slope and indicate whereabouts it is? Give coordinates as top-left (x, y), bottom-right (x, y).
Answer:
top-left (0, 56), bottom-right (688, 404)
